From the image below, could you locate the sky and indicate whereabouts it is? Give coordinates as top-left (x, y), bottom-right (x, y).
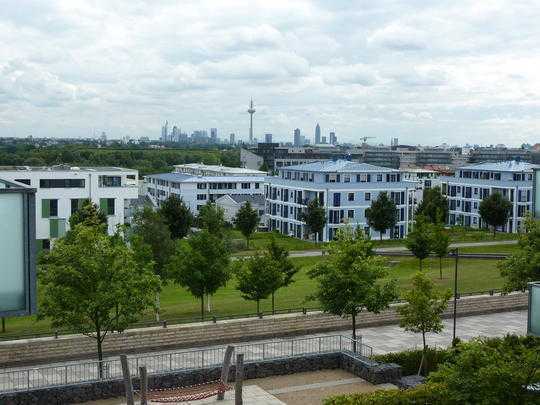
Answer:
top-left (0, 0), bottom-right (539, 146)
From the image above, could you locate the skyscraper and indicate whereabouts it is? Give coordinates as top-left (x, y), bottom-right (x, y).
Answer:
top-left (315, 123), bottom-right (321, 144)
top-left (229, 133), bottom-right (235, 145)
top-left (210, 128), bottom-right (218, 143)
top-left (322, 136), bottom-right (327, 144)
top-left (247, 99), bottom-right (256, 144)
top-left (329, 131), bottom-right (337, 145)
top-left (265, 133), bottom-right (273, 143)
top-left (161, 121), bottom-right (169, 142)
top-left (293, 128), bottom-right (301, 146)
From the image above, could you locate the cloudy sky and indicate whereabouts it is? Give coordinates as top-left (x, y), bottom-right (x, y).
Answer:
top-left (1, 0), bottom-right (539, 146)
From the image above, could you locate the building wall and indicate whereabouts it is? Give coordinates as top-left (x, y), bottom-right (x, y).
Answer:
top-left (0, 169), bottom-right (138, 244)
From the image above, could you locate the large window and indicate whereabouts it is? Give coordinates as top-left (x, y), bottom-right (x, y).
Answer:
top-left (100, 198), bottom-right (115, 216)
top-left (41, 199), bottom-right (58, 218)
top-left (40, 178), bottom-right (85, 188)
top-left (98, 176), bottom-right (121, 187)
top-left (70, 198), bottom-right (85, 215)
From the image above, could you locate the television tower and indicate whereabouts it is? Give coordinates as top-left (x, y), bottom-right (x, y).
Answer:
top-left (247, 98), bottom-right (256, 143)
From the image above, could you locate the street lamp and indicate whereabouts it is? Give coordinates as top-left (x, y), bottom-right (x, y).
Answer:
top-left (451, 247), bottom-right (459, 345)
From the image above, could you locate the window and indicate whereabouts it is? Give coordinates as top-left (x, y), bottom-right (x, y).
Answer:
top-left (40, 179), bottom-right (85, 188)
top-left (100, 198), bottom-right (115, 216)
top-left (15, 179), bottom-right (30, 185)
top-left (344, 175), bottom-right (351, 183)
top-left (377, 174), bottom-right (383, 182)
top-left (127, 174), bottom-right (136, 180)
top-left (70, 198), bottom-right (85, 215)
top-left (365, 192), bottom-right (371, 201)
top-left (197, 194), bottom-right (207, 200)
top-left (41, 199), bottom-right (58, 218)
top-left (197, 183), bottom-right (207, 189)
top-left (357, 174), bottom-right (369, 183)
top-left (98, 176), bottom-right (121, 187)
top-left (348, 193), bottom-right (354, 202)
top-left (241, 183), bottom-right (251, 189)
top-left (41, 239), bottom-right (51, 251)
top-left (333, 193), bottom-right (341, 207)
top-left (348, 210), bottom-right (354, 219)
top-left (255, 183), bottom-right (260, 189)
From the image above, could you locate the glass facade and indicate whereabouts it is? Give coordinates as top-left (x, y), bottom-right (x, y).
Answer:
top-left (529, 282), bottom-right (540, 337)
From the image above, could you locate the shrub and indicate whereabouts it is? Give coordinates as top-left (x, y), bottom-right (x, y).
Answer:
top-left (324, 382), bottom-right (447, 405)
top-left (374, 348), bottom-right (450, 376)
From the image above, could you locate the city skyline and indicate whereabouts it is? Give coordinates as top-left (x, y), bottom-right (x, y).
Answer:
top-left (0, 1), bottom-right (539, 146)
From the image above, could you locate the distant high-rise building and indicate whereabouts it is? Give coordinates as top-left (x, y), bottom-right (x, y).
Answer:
top-left (172, 126), bottom-right (180, 142)
top-left (322, 136), bottom-right (327, 144)
top-left (210, 128), bottom-right (218, 143)
top-left (99, 131), bottom-right (107, 143)
top-left (329, 132), bottom-right (337, 145)
top-left (293, 128), bottom-right (301, 146)
top-left (315, 123), bottom-right (321, 144)
top-left (247, 99), bottom-right (256, 144)
top-left (229, 133), bottom-right (235, 145)
top-left (161, 121), bottom-right (169, 142)
top-left (265, 133), bottom-right (273, 143)
top-left (391, 137), bottom-right (399, 147)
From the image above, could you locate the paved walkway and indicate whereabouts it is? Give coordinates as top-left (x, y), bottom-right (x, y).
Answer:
top-left (289, 239), bottom-right (518, 257)
top-left (0, 310), bottom-right (527, 393)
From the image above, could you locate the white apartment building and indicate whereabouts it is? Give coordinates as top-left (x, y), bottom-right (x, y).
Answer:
top-left (145, 165), bottom-right (265, 218)
top-left (265, 160), bottom-right (416, 241)
top-left (401, 168), bottom-right (441, 205)
top-left (0, 165), bottom-right (138, 250)
top-left (440, 161), bottom-right (539, 232)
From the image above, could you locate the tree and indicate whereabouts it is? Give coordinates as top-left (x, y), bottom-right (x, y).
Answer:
top-left (479, 192), bottom-right (512, 236)
top-left (68, 199), bottom-right (107, 230)
top-left (259, 161), bottom-right (269, 172)
top-left (428, 336), bottom-right (540, 404)
top-left (38, 225), bottom-right (160, 377)
top-left (235, 254), bottom-right (282, 314)
top-left (499, 215), bottom-right (540, 291)
top-left (406, 216), bottom-right (433, 270)
top-left (168, 230), bottom-right (231, 320)
top-left (300, 198), bottom-right (326, 242)
top-left (415, 187), bottom-right (448, 224)
top-left (130, 207), bottom-right (175, 320)
top-left (158, 195), bottom-right (193, 239)
top-left (397, 272), bottom-right (451, 375)
top-left (197, 201), bottom-right (226, 236)
top-left (308, 229), bottom-right (397, 347)
top-left (234, 201), bottom-right (259, 248)
top-left (431, 222), bottom-right (450, 279)
top-left (267, 238), bottom-right (298, 314)
top-left (365, 193), bottom-right (397, 241)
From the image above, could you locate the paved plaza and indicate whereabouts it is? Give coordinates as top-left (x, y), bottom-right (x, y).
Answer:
top-left (0, 310), bottom-right (528, 393)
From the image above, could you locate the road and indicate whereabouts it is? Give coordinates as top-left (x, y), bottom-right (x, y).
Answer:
top-left (288, 239), bottom-right (518, 258)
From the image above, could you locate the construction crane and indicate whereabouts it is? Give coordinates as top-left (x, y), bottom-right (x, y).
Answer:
top-left (359, 136), bottom-right (375, 145)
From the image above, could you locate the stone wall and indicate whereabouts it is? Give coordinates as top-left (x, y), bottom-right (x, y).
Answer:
top-left (0, 292), bottom-right (527, 367)
top-left (0, 352), bottom-right (401, 405)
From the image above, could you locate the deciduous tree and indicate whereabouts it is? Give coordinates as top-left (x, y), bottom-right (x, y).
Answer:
top-left (168, 230), bottom-right (232, 320)
top-left (197, 201), bottom-right (226, 236)
top-left (158, 195), bottom-right (193, 239)
top-left (68, 199), bottom-right (107, 231)
top-left (406, 216), bottom-right (433, 270)
top-left (300, 198), bottom-right (326, 242)
top-left (415, 187), bottom-right (448, 224)
top-left (267, 238), bottom-right (298, 314)
top-left (398, 272), bottom-right (451, 375)
top-left (365, 193), bottom-right (397, 241)
top-left (309, 229), bottom-right (397, 348)
top-left (38, 225), bottom-right (160, 377)
top-left (431, 223), bottom-right (450, 279)
top-left (234, 201), bottom-right (259, 248)
top-left (479, 192), bottom-right (512, 236)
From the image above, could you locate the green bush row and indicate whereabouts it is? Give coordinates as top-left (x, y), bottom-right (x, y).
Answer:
top-left (373, 347), bottom-right (450, 376)
top-left (324, 383), bottom-right (446, 405)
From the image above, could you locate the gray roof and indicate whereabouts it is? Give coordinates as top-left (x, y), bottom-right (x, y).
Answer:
top-left (459, 161), bottom-right (539, 172)
top-left (281, 160), bottom-right (398, 173)
top-left (0, 165), bottom-right (136, 172)
top-left (146, 172), bottom-right (265, 182)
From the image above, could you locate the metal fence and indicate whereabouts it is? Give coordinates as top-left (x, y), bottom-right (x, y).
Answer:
top-left (0, 334), bottom-right (372, 393)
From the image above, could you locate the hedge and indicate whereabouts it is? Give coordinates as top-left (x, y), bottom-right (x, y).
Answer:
top-left (373, 348), bottom-right (450, 376)
top-left (324, 382), bottom-right (447, 405)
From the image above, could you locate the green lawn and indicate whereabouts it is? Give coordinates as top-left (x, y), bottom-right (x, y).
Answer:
top-left (0, 255), bottom-right (506, 340)
top-left (458, 244), bottom-right (520, 254)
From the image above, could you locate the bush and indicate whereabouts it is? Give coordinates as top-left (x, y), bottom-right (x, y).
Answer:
top-left (374, 348), bottom-right (450, 376)
top-left (324, 382), bottom-right (447, 405)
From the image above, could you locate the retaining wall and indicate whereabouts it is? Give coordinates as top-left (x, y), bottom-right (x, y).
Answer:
top-left (0, 353), bottom-right (401, 405)
top-left (0, 292), bottom-right (527, 367)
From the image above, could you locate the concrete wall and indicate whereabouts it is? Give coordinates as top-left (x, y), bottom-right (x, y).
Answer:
top-left (0, 292), bottom-right (527, 367)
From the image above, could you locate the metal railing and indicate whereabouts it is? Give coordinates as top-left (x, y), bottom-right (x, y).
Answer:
top-left (0, 334), bottom-right (371, 394)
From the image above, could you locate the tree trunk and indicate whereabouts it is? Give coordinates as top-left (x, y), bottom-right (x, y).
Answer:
top-left (419, 258), bottom-right (423, 271)
top-left (207, 294), bottom-right (212, 312)
top-left (256, 299), bottom-right (260, 314)
top-left (155, 292), bottom-right (160, 322)
top-left (352, 312), bottom-right (357, 353)
top-left (439, 257), bottom-right (443, 279)
top-left (96, 322), bottom-right (104, 379)
top-left (379, 232), bottom-right (383, 242)
top-left (493, 226), bottom-right (496, 238)
top-left (246, 236), bottom-right (249, 249)
top-left (271, 292), bottom-right (275, 315)
top-left (200, 295), bottom-right (205, 321)
top-left (418, 331), bottom-right (427, 376)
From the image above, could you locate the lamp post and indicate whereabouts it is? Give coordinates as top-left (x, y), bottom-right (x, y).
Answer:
top-left (452, 247), bottom-right (459, 345)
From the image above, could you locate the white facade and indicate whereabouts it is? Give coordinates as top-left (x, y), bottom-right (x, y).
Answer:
top-left (0, 166), bottom-right (138, 248)
top-left (144, 172), bottom-right (265, 216)
top-left (175, 163), bottom-right (265, 177)
top-left (265, 160), bottom-right (416, 242)
top-left (440, 161), bottom-right (539, 232)
top-left (401, 168), bottom-right (441, 205)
